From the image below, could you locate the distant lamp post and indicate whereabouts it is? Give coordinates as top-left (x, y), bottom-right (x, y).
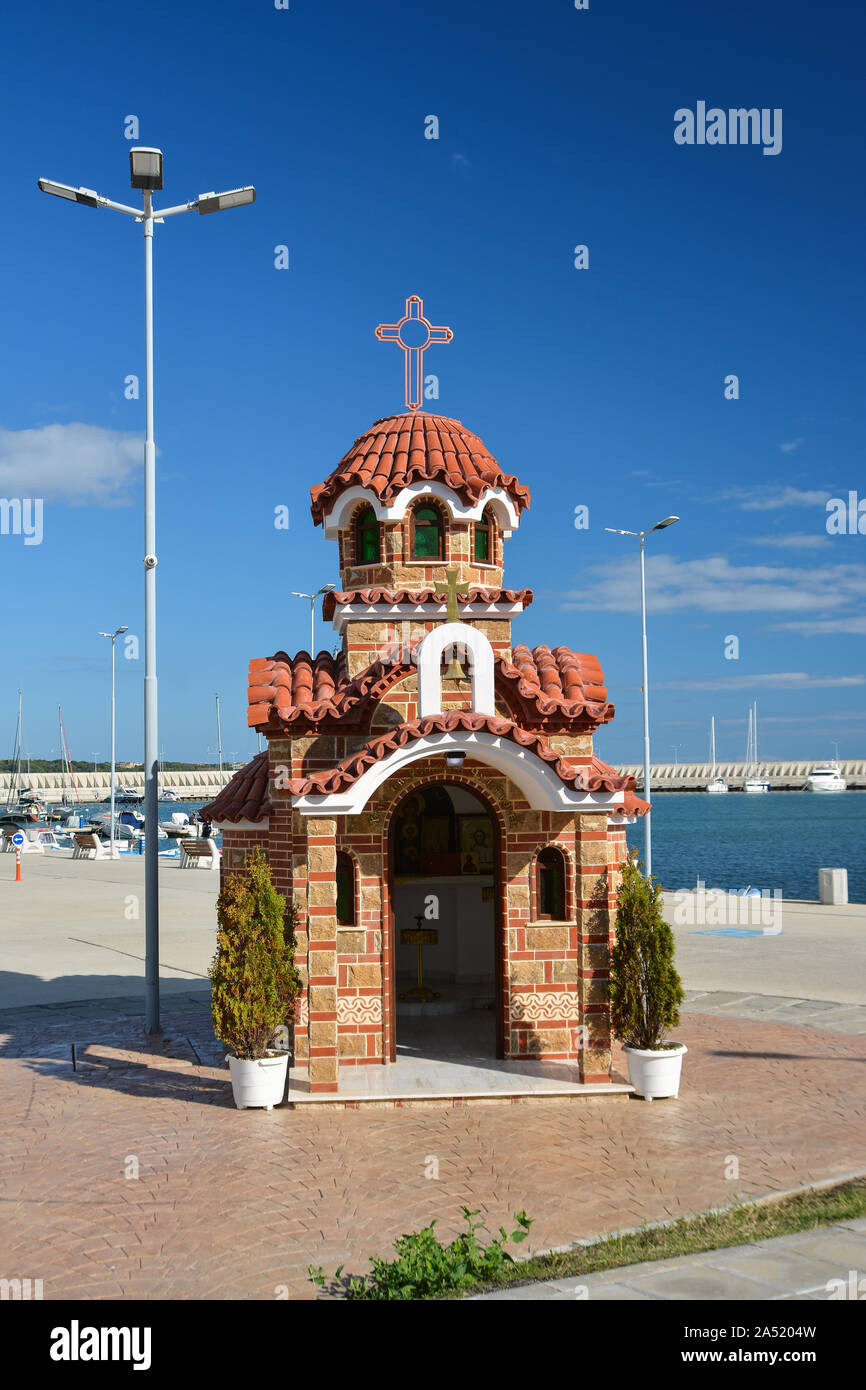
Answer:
top-left (604, 515), bottom-right (680, 879)
top-left (291, 584), bottom-right (337, 656)
top-left (40, 148), bottom-right (255, 1035)
top-left (98, 626), bottom-right (129, 859)
top-left (671, 746), bottom-right (681, 767)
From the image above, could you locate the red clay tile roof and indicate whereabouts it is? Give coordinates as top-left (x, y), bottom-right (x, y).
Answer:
top-left (322, 586), bottom-right (533, 619)
top-left (498, 645), bottom-right (614, 724)
top-left (609, 789), bottom-right (651, 818)
top-left (248, 644), bottom-right (613, 732)
top-left (202, 751), bottom-right (271, 824)
top-left (310, 413), bottom-right (531, 523)
top-left (286, 712), bottom-right (635, 798)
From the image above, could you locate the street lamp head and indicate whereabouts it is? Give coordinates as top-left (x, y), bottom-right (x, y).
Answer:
top-left (604, 527), bottom-right (638, 537)
top-left (129, 147), bottom-right (164, 191)
top-left (651, 515), bottom-right (680, 532)
top-left (115, 625), bottom-right (129, 637)
top-left (38, 178), bottom-right (99, 208)
top-left (196, 186), bottom-right (256, 215)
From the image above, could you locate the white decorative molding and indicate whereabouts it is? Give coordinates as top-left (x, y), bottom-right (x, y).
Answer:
top-left (510, 991), bottom-right (580, 1023)
top-left (213, 818), bottom-right (269, 831)
top-left (322, 480), bottom-right (520, 539)
top-left (337, 996), bottom-right (383, 1025)
top-left (329, 598), bottom-right (525, 634)
top-left (292, 729), bottom-right (624, 817)
top-left (417, 622), bottom-right (495, 717)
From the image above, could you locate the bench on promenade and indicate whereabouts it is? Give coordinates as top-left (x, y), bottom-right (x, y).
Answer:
top-left (179, 838), bottom-right (220, 870)
top-left (2, 827), bottom-right (45, 854)
top-left (72, 831), bottom-right (109, 860)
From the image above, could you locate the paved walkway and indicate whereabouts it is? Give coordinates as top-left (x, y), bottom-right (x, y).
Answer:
top-left (684, 990), bottom-right (866, 1036)
top-left (475, 1218), bottom-right (866, 1300)
top-left (1, 1003), bottom-right (864, 1299)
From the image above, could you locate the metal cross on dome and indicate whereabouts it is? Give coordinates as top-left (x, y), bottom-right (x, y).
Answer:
top-left (375, 294), bottom-right (453, 411)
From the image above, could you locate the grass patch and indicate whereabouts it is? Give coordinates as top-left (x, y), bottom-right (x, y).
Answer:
top-left (467, 1177), bottom-right (866, 1296)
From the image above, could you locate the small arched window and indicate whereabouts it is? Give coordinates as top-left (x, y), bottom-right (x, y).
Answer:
top-left (537, 847), bottom-right (566, 921)
top-left (412, 502), bottom-right (444, 559)
top-left (336, 852), bottom-right (355, 926)
top-left (474, 506), bottom-right (495, 563)
top-left (355, 506), bottom-right (380, 565)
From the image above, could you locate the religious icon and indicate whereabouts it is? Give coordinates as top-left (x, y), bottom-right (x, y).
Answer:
top-left (458, 814), bottom-right (493, 874)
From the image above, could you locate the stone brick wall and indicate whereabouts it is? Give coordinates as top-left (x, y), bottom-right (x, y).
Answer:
top-left (254, 717), bottom-right (617, 1091)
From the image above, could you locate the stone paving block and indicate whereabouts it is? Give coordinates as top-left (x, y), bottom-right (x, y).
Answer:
top-left (625, 1265), bottom-right (782, 1300)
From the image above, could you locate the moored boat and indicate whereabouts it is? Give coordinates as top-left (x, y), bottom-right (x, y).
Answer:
top-left (805, 762), bottom-right (847, 793)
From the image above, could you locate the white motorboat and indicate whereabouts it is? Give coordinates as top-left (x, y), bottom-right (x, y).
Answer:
top-left (743, 703), bottom-right (770, 793)
top-left (705, 716), bottom-right (728, 793)
top-left (805, 762), bottom-right (847, 793)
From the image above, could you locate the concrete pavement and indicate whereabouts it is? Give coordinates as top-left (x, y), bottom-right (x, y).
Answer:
top-left (1, 853), bottom-right (864, 1015)
top-left (474, 1217), bottom-right (866, 1300)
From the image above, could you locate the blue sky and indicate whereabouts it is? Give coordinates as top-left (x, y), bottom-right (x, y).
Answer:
top-left (1, 0), bottom-right (864, 767)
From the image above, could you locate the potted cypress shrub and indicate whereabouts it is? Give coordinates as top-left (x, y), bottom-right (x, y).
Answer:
top-left (609, 857), bottom-right (687, 1100)
top-left (209, 847), bottom-right (300, 1110)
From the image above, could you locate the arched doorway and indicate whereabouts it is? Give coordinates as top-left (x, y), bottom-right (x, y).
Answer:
top-left (387, 780), bottom-right (503, 1063)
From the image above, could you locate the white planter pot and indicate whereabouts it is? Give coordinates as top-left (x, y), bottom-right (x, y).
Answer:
top-left (624, 1043), bottom-right (687, 1100)
top-left (227, 1052), bottom-right (289, 1111)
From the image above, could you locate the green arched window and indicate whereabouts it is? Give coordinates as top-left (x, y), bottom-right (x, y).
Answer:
top-left (474, 507), bottom-right (495, 563)
top-left (355, 506), bottom-right (379, 565)
top-left (412, 502), bottom-right (444, 559)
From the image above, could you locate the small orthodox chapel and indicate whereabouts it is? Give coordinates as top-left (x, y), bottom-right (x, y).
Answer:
top-left (204, 296), bottom-right (647, 1094)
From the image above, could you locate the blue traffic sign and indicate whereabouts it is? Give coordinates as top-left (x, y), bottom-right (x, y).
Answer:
top-left (11, 832), bottom-right (25, 847)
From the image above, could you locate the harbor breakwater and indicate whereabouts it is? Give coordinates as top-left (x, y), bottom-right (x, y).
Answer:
top-left (2, 760), bottom-right (864, 803)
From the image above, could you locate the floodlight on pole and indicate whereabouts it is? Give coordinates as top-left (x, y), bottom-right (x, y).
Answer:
top-left (40, 148), bottom-right (255, 1033)
top-left (197, 187), bottom-right (256, 214)
top-left (604, 515), bottom-right (681, 879)
top-left (291, 584), bottom-right (338, 655)
top-left (129, 147), bottom-right (164, 191)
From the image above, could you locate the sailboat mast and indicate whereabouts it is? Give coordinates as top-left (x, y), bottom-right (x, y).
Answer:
top-left (58, 705), bottom-right (81, 805)
top-left (710, 715), bottom-right (717, 779)
top-left (753, 700), bottom-right (759, 766)
top-left (7, 692), bottom-right (22, 810)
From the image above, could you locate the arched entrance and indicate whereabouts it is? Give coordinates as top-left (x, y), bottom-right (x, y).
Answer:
top-left (386, 780), bottom-right (504, 1063)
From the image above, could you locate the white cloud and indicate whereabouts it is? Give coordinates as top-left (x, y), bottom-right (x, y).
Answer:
top-left (560, 553), bottom-right (866, 616)
top-left (771, 617), bottom-right (866, 636)
top-left (721, 709), bottom-right (866, 725)
top-left (733, 486), bottom-right (830, 511)
top-left (0, 423), bottom-right (141, 506)
top-left (655, 672), bottom-right (865, 692)
top-left (754, 533), bottom-right (830, 551)
top-left (779, 439), bottom-right (804, 453)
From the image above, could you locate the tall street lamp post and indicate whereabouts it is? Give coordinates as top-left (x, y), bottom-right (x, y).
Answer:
top-left (98, 626), bottom-right (128, 860)
top-left (40, 149), bottom-right (255, 1033)
top-left (291, 584), bottom-right (337, 656)
top-left (604, 516), bottom-right (679, 879)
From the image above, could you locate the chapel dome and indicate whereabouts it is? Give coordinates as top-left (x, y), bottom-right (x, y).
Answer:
top-left (309, 412), bottom-right (531, 525)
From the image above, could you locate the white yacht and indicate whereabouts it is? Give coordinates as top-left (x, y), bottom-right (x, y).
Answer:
top-left (805, 761), bottom-right (847, 793)
top-left (705, 716), bottom-right (728, 793)
top-left (743, 703), bottom-right (770, 794)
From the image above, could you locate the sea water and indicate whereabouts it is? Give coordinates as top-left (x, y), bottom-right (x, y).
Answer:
top-left (626, 790), bottom-right (865, 903)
